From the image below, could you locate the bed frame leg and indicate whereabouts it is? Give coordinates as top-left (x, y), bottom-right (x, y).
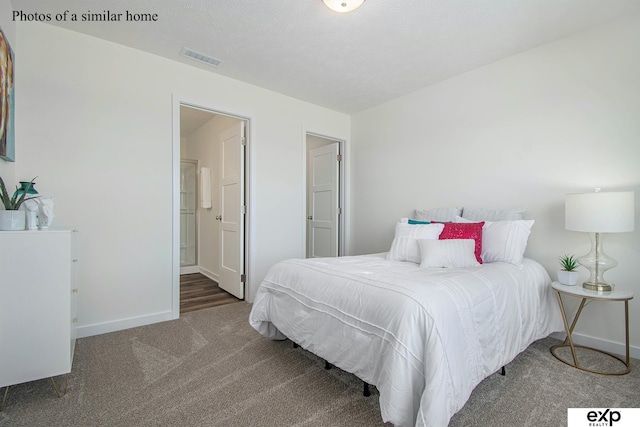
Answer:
top-left (363, 382), bottom-right (371, 397)
top-left (325, 361), bottom-right (333, 370)
top-left (500, 366), bottom-right (506, 376)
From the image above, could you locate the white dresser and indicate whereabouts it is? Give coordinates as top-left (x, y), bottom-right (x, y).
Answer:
top-left (0, 228), bottom-right (79, 389)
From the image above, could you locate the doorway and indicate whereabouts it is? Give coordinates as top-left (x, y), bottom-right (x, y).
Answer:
top-left (173, 101), bottom-right (249, 317)
top-left (305, 133), bottom-right (345, 258)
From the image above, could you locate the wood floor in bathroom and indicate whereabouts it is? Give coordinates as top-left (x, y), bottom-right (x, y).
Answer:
top-left (180, 273), bottom-right (241, 313)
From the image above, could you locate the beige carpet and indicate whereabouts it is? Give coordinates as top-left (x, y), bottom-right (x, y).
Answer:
top-left (1, 302), bottom-right (638, 426)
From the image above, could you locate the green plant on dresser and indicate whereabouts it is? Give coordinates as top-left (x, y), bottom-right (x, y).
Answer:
top-left (0, 176), bottom-right (38, 210)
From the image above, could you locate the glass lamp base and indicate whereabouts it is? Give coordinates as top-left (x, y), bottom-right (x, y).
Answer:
top-left (582, 281), bottom-right (613, 292)
top-left (578, 232), bottom-right (616, 293)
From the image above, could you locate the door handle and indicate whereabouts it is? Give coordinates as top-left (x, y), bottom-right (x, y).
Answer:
top-left (307, 216), bottom-right (313, 220)
top-left (216, 215), bottom-right (222, 221)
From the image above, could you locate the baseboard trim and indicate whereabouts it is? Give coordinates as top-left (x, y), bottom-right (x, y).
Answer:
top-left (550, 331), bottom-right (640, 360)
top-left (199, 267), bottom-right (219, 283)
top-left (76, 310), bottom-right (174, 339)
top-left (180, 265), bottom-right (199, 275)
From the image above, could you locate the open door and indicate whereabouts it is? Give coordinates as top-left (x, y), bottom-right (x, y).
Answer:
top-left (307, 142), bottom-right (339, 258)
top-left (218, 122), bottom-right (245, 299)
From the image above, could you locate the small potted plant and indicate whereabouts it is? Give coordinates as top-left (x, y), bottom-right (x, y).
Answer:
top-left (0, 176), bottom-right (38, 231)
top-left (558, 254), bottom-right (580, 286)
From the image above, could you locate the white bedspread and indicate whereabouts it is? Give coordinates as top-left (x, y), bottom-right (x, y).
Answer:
top-left (249, 254), bottom-right (563, 427)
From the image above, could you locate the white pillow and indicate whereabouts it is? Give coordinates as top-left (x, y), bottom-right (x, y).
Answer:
top-left (414, 207), bottom-right (462, 222)
top-left (418, 239), bottom-right (480, 268)
top-left (461, 207), bottom-right (526, 221)
top-left (386, 222), bottom-right (445, 263)
top-left (455, 216), bottom-right (534, 265)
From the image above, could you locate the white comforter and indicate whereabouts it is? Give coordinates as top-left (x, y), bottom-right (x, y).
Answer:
top-left (249, 254), bottom-right (563, 427)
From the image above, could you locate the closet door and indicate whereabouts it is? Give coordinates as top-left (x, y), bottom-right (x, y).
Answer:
top-left (307, 142), bottom-right (339, 258)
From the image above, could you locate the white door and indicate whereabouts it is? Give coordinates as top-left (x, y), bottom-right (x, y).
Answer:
top-left (307, 143), bottom-right (339, 258)
top-left (218, 122), bottom-right (245, 299)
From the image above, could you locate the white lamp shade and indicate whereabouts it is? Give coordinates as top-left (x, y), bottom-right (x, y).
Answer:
top-left (322, 0), bottom-right (365, 12)
top-left (565, 191), bottom-right (635, 233)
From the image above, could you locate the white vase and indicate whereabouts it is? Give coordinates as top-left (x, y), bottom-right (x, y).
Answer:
top-left (558, 270), bottom-right (580, 286)
top-left (0, 210), bottom-right (26, 231)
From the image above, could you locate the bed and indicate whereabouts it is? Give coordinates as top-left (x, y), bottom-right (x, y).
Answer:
top-left (249, 214), bottom-right (564, 427)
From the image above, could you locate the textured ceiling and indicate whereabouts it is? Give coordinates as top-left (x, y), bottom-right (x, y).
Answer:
top-left (11, 0), bottom-right (640, 114)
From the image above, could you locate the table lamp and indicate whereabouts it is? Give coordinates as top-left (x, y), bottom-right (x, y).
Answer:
top-left (565, 189), bottom-right (635, 292)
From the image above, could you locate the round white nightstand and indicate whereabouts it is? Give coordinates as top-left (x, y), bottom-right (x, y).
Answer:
top-left (550, 281), bottom-right (634, 375)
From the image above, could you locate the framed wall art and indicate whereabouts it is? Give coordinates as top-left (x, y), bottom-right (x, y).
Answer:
top-left (0, 26), bottom-right (15, 162)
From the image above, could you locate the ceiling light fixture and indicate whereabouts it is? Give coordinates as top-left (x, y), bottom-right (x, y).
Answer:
top-left (322, 0), bottom-right (365, 13)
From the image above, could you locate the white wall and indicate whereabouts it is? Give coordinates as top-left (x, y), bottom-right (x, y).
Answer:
top-left (179, 137), bottom-right (187, 158)
top-left (351, 14), bottom-right (640, 356)
top-left (14, 22), bottom-right (350, 337)
top-left (307, 134), bottom-right (335, 151)
top-left (0, 0), bottom-right (15, 183)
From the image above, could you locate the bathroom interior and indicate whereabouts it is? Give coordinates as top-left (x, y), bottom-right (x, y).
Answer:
top-left (179, 106), bottom-right (242, 312)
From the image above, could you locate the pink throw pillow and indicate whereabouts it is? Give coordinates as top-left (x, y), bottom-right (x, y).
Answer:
top-left (439, 222), bottom-right (484, 264)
